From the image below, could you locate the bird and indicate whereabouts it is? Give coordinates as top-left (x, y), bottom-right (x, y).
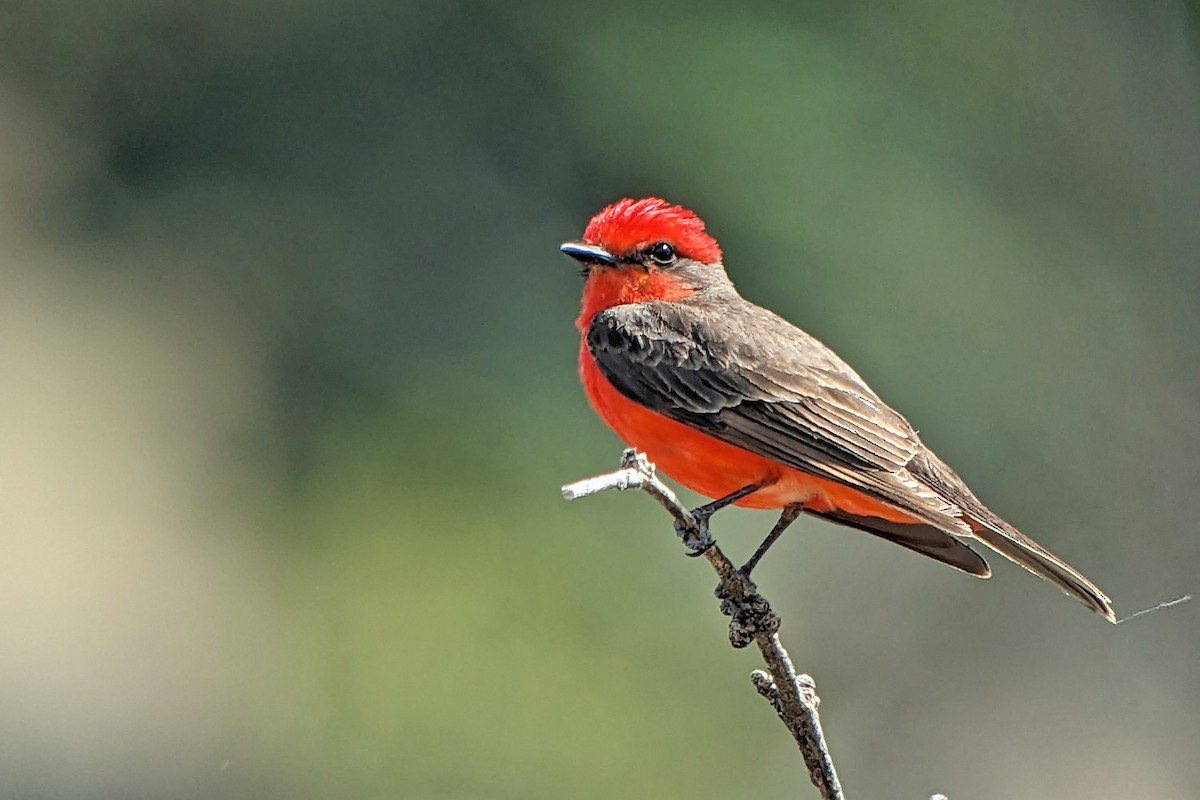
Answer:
top-left (562, 196), bottom-right (1114, 621)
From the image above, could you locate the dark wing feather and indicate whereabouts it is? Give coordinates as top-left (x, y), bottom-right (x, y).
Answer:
top-left (587, 300), bottom-right (970, 534)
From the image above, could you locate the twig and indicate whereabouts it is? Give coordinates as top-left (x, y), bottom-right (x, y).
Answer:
top-left (562, 449), bottom-right (845, 800)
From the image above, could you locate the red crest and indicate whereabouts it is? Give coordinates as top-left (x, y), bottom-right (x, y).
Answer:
top-left (583, 197), bottom-right (722, 263)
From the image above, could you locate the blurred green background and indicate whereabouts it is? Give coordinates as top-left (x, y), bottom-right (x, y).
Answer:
top-left (2, 2), bottom-right (1198, 798)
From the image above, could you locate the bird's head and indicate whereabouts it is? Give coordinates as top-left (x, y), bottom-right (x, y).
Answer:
top-left (562, 197), bottom-right (731, 328)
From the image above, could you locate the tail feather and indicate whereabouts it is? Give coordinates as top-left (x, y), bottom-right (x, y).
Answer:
top-left (907, 449), bottom-right (1116, 622)
top-left (805, 508), bottom-right (992, 578)
top-left (966, 515), bottom-right (1116, 622)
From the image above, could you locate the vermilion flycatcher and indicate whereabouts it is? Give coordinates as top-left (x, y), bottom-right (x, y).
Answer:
top-left (563, 196), bottom-right (1114, 621)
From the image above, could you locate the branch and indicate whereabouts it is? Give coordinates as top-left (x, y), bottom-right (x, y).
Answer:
top-left (562, 449), bottom-right (845, 800)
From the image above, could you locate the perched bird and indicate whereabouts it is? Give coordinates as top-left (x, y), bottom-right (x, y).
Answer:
top-left (562, 197), bottom-right (1114, 621)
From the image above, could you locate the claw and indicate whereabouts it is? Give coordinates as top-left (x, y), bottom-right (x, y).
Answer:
top-left (676, 482), bottom-right (763, 556)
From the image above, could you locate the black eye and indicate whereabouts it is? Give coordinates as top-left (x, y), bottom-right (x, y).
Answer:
top-left (648, 241), bottom-right (676, 265)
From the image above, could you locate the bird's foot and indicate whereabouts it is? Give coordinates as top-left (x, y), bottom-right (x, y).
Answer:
top-left (715, 570), bottom-right (779, 649)
top-left (678, 483), bottom-right (763, 557)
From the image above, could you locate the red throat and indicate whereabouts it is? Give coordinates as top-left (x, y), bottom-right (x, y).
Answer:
top-left (576, 268), bottom-right (697, 331)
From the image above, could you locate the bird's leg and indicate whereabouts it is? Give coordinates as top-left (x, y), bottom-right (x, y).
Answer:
top-left (693, 482), bottom-right (763, 524)
top-left (739, 505), bottom-right (804, 577)
top-left (677, 482), bottom-right (763, 557)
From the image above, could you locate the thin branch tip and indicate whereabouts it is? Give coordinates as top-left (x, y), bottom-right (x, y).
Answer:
top-left (1114, 593), bottom-right (1191, 625)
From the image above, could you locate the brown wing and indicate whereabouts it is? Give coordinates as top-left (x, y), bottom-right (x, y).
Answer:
top-left (587, 298), bottom-right (971, 534)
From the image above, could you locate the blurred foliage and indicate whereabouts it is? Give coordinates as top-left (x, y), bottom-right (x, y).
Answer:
top-left (0, 1), bottom-right (1198, 799)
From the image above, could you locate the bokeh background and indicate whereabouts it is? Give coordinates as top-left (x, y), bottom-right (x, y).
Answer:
top-left (2, 2), bottom-right (1198, 798)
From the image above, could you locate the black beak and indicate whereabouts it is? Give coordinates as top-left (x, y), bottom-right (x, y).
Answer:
top-left (560, 241), bottom-right (618, 267)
